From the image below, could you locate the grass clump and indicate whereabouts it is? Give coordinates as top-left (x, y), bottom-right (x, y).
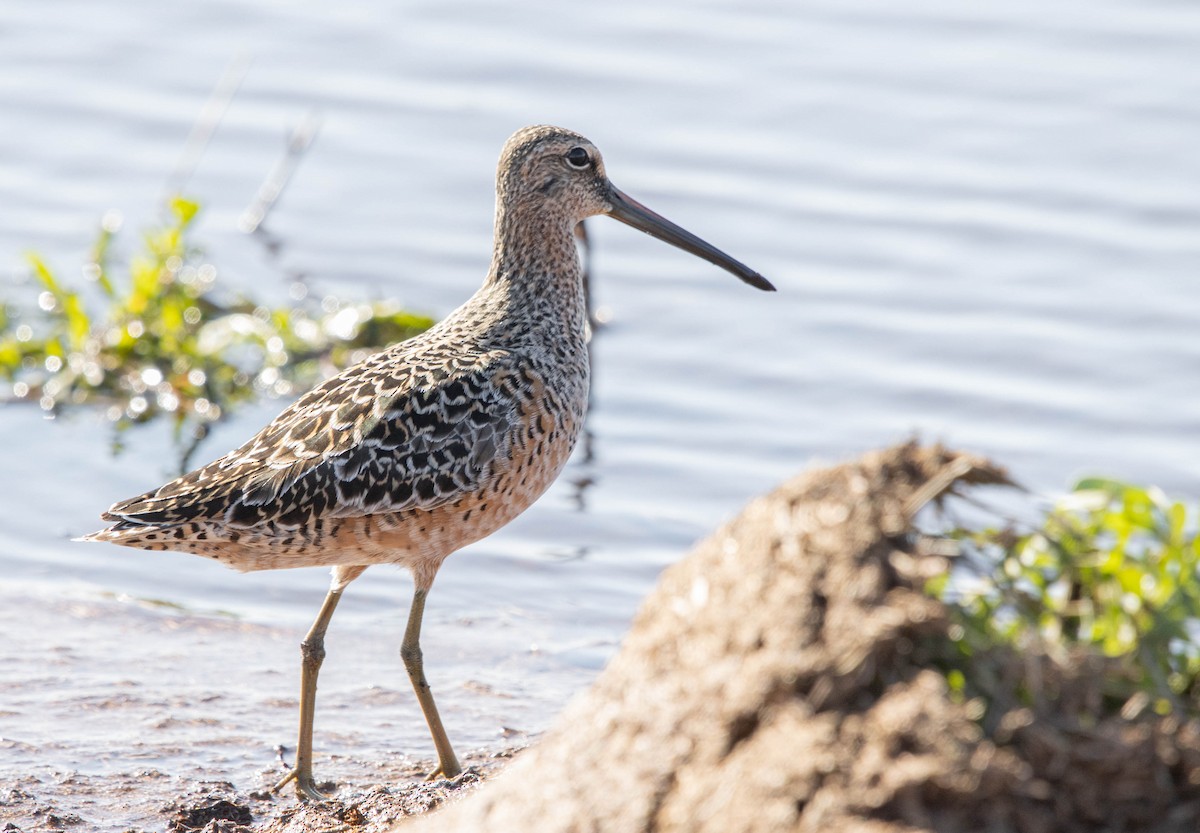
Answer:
top-left (0, 196), bottom-right (433, 466)
top-left (928, 479), bottom-right (1200, 724)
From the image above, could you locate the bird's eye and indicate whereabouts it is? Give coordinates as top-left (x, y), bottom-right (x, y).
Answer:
top-left (565, 146), bottom-right (591, 169)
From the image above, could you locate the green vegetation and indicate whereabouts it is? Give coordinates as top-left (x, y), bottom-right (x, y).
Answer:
top-left (929, 479), bottom-right (1200, 721)
top-left (0, 196), bottom-right (433, 467)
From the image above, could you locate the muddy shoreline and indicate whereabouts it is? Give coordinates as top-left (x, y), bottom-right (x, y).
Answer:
top-left (0, 590), bottom-right (528, 832)
top-left (1, 749), bottom-right (515, 832)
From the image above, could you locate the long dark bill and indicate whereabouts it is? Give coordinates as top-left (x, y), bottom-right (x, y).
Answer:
top-left (606, 185), bottom-right (775, 292)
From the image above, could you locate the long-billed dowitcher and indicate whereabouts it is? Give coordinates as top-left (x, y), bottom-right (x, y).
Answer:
top-left (83, 125), bottom-right (773, 800)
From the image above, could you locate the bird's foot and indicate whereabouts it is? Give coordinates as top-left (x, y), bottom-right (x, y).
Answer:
top-left (273, 766), bottom-right (336, 801)
top-left (423, 762), bottom-right (464, 783)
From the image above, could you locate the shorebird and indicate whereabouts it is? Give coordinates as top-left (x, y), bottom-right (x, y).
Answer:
top-left (83, 125), bottom-right (774, 800)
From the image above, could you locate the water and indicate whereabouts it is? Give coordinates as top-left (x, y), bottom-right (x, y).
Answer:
top-left (1, 0), bottom-right (1198, 827)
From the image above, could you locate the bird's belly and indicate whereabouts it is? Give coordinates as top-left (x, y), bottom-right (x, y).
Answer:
top-left (325, 395), bottom-right (585, 585)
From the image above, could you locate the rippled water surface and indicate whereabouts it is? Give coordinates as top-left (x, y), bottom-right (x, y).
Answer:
top-left (1, 0), bottom-right (1198, 828)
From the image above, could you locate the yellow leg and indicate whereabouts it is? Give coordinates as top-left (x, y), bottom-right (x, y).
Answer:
top-left (273, 576), bottom-right (353, 800)
top-left (401, 587), bottom-right (462, 780)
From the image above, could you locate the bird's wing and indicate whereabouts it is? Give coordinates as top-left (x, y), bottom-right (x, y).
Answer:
top-left (102, 345), bottom-right (525, 529)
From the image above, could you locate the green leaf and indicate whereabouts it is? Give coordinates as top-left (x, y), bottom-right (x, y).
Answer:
top-left (169, 195), bottom-right (200, 227)
top-left (1073, 476), bottom-right (1131, 495)
top-left (26, 253), bottom-right (63, 294)
top-left (62, 292), bottom-right (90, 350)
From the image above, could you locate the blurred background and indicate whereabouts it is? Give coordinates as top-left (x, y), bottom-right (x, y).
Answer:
top-left (0, 0), bottom-right (1197, 825)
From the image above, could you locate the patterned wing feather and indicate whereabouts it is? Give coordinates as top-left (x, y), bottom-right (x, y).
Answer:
top-left (102, 345), bottom-right (522, 530)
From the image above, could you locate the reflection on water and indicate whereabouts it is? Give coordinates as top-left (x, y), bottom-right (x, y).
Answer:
top-left (0, 0), bottom-right (1198, 827)
top-left (567, 427), bottom-right (599, 512)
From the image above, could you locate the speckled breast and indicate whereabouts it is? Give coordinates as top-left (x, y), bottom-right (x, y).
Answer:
top-left (322, 356), bottom-right (589, 580)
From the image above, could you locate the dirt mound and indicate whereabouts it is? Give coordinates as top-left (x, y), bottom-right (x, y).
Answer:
top-left (394, 443), bottom-right (1200, 832)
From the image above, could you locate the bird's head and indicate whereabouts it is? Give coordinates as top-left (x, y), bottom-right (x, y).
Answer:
top-left (496, 125), bottom-right (775, 291)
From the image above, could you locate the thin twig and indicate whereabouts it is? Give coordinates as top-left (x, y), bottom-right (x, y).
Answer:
top-left (163, 53), bottom-right (252, 200)
top-left (239, 112), bottom-right (322, 234)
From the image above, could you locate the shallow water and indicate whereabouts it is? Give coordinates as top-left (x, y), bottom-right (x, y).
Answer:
top-left (1, 0), bottom-right (1198, 828)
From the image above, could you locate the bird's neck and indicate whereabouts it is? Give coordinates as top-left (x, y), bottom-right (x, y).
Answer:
top-left (485, 201), bottom-right (587, 318)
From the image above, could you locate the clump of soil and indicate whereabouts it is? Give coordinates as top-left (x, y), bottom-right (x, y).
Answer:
top-left (166, 794), bottom-right (253, 832)
top-left (396, 442), bottom-right (1200, 833)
